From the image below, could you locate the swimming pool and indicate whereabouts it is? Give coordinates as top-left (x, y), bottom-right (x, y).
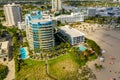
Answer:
top-left (79, 46), bottom-right (87, 51)
top-left (20, 47), bottom-right (28, 59)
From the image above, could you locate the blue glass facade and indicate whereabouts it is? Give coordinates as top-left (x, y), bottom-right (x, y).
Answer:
top-left (25, 11), bottom-right (54, 53)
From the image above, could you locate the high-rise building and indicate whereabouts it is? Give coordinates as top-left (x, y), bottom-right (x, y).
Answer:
top-left (25, 11), bottom-right (54, 53)
top-left (4, 3), bottom-right (22, 26)
top-left (52, 0), bottom-right (62, 11)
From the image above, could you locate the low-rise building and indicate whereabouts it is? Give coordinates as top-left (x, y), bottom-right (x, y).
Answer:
top-left (87, 8), bottom-right (96, 16)
top-left (59, 25), bottom-right (85, 45)
top-left (55, 12), bottom-right (84, 24)
top-left (0, 41), bottom-right (9, 62)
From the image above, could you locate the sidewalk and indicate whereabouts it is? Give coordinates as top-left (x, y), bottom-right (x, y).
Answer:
top-left (4, 59), bottom-right (15, 80)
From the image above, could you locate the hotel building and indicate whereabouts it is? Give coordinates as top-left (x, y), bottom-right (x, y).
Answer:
top-left (59, 25), bottom-right (85, 45)
top-left (25, 11), bottom-right (54, 53)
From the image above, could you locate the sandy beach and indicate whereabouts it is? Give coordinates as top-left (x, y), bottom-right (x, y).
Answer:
top-left (83, 25), bottom-right (120, 80)
top-left (87, 30), bottom-right (120, 80)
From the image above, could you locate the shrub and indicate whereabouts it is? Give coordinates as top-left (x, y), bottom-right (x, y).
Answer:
top-left (0, 64), bottom-right (9, 80)
top-left (85, 38), bottom-right (102, 56)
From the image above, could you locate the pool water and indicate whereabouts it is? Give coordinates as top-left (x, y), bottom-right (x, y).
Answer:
top-left (20, 48), bottom-right (27, 59)
top-left (79, 46), bottom-right (87, 51)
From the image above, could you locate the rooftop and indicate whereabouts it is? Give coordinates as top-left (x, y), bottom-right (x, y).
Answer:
top-left (26, 11), bottom-right (52, 24)
top-left (56, 12), bottom-right (83, 18)
top-left (59, 25), bottom-right (85, 37)
top-left (31, 19), bottom-right (51, 23)
top-left (4, 3), bottom-right (20, 7)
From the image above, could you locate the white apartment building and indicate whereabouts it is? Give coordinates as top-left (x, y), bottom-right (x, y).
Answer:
top-left (59, 25), bottom-right (85, 45)
top-left (4, 3), bottom-right (22, 26)
top-left (0, 41), bottom-right (9, 62)
top-left (55, 13), bottom-right (84, 24)
top-left (52, 0), bottom-right (62, 11)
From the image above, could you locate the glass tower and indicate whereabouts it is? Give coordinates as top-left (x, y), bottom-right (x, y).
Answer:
top-left (25, 11), bottom-right (54, 53)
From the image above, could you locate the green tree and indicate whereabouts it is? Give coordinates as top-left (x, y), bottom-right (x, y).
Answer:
top-left (0, 64), bottom-right (8, 80)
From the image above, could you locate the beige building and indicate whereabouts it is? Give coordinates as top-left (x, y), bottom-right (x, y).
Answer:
top-left (52, 0), bottom-right (62, 11)
top-left (4, 3), bottom-right (22, 26)
top-left (0, 41), bottom-right (9, 62)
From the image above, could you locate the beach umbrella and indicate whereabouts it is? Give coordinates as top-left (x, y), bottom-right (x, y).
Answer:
top-left (100, 57), bottom-right (104, 62)
top-left (101, 49), bottom-right (106, 53)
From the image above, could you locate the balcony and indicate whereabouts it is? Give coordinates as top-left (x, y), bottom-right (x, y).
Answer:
top-left (40, 34), bottom-right (52, 37)
top-left (40, 39), bottom-right (53, 43)
top-left (41, 44), bottom-right (53, 48)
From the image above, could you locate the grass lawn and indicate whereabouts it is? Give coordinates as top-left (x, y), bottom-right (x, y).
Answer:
top-left (16, 51), bottom-right (97, 80)
top-left (48, 53), bottom-right (80, 80)
top-left (16, 59), bottom-right (53, 80)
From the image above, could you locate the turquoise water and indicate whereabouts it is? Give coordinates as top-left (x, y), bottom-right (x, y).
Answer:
top-left (79, 46), bottom-right (87, 51)
top-left (20, 48), bottom-right (27, 59)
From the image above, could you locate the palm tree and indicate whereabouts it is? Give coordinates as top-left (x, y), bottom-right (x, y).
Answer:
top-left (72, 47), bottom-right (80, 56)
top-left (80, 53), bottom-right (86, 61)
